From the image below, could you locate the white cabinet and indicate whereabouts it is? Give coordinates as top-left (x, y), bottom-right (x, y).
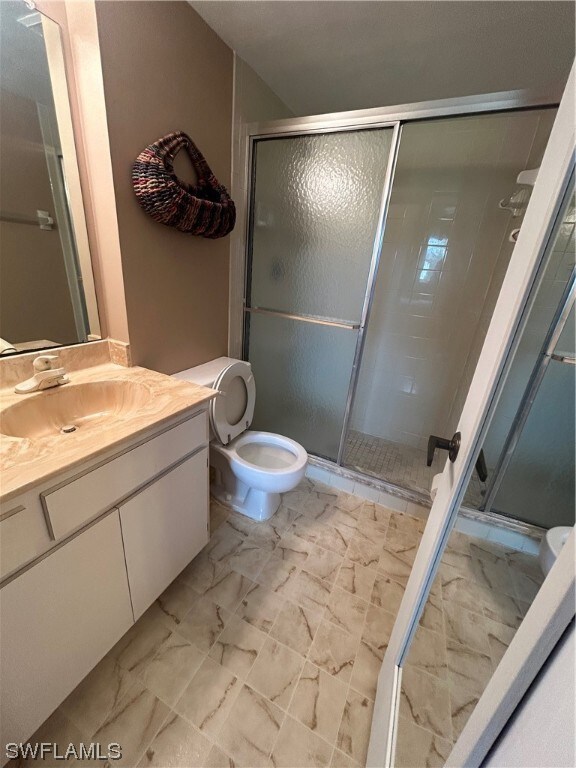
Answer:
top-left (42, 413), bottom-right (207, 540)
top-left (120, 448), bottom-right (209, 620)
top-left (0, 512), bottom-right (133, 748)
top-left (0, 413), bottom-right (210, 748)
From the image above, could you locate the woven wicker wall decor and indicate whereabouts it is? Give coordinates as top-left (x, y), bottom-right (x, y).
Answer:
top-left (132, 131), bottom-right (236, 239)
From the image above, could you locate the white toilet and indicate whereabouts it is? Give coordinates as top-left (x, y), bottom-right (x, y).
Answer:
top-left (538, 526), bottom-right (572, 576)
top-left (173, 357), bottom-right (308, 521)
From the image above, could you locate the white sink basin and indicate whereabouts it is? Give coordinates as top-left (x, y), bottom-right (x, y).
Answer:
top-left (0, 381), bottom-right (152, 439)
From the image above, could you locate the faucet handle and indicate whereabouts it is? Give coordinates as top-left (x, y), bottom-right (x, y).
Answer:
top-left (33, 354), bottom-right (60, 372)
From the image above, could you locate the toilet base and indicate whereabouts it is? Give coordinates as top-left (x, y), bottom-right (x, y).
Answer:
top-left (211, 483), bottom-right (281, 522)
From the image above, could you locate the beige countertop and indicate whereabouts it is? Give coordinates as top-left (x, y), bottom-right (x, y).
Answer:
top-left (0, 363), bottom-right (217, 504)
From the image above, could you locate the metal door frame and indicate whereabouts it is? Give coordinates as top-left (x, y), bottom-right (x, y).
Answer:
top-left (239, 89), bottom-right (558, 469)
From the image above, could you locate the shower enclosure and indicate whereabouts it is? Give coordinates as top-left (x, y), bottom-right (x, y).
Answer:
top-left (464, 183), bottom-right (575, 529)
top-left (242, 94), bottom-right (558, 506)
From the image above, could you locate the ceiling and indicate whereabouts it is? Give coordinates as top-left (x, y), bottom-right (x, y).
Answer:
top-left (190, 1), bottom-right (575, 116)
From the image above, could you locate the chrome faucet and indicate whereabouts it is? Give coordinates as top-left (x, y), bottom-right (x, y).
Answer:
top-left (14, 355), bottom-right (70, 394)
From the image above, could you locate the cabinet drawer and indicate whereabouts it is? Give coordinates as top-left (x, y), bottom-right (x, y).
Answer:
top-left (42, 412), bottom-right (207, 540)
top-left (120, 448), bottom-right (209, 619)
top-left (0, 501), bottom-right (52, 581)
top-left (0, 512), bottom-right (133, 747)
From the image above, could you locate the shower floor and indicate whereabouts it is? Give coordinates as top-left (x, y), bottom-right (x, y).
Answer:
top-left (344, 430), bottom-right (491, 509)
top-left (344, 430), bottom-right (490, 506)
top-left (343, 430), bottom-right (443, 496)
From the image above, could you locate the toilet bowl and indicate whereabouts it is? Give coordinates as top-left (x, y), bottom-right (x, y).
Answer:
top-left (173, 357), bottom-right (308, 521)
top-left (538, 526), bottom-right (572, 576)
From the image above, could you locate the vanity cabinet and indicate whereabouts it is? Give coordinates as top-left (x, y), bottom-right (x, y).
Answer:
top-left (120, 447), bottom-right (209, 619)
top-left (0, 512), bottom-right (133, 748)
top-left (0, 409), bottom-right (211, 750)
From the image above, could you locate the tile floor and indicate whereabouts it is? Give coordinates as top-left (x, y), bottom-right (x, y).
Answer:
top-left (395, 528), bottom-right (545, 768)
top-left (12, 478), bottom-right (543, 768)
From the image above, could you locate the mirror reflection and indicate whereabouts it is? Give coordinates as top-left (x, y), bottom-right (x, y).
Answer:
top-left (394, 184), bottom-right (575, 767)
top-left (0, 0), bottom-right (100, 355)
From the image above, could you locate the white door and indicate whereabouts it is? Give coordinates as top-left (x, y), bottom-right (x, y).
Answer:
top-left (367, 63), bottom-right (575, 767)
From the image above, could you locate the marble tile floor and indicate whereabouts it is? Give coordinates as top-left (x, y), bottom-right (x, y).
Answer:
top-left (395, 529), bottom-right (545, 768)
top-left (11, 478), bottom-right (544, 768)
top-left (343, 431), bottom-right (444, 497)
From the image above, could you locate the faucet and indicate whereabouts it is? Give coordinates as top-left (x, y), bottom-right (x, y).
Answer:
top-left (14, 355), bottom-right (70, 394)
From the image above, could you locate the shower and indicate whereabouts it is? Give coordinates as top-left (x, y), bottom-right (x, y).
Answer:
top-left (241, 93), bottom-right (560, 520)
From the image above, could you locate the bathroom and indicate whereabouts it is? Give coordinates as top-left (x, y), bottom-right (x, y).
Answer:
top-left (0, 0), bottom-right (574, 766)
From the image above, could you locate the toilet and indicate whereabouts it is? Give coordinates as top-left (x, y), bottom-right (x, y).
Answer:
top-left (173, 357), bottom-right (308, 521)
top-left (538, 526), bottom-right (572, 576)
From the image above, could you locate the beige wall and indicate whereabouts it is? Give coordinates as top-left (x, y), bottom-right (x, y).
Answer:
top-left (95, 1), bottom-right (234, 374)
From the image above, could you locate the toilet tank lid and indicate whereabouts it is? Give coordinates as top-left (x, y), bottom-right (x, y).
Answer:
top-left (172, 357), bottom-right (250, 388)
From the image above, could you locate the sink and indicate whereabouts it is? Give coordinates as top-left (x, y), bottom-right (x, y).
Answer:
top-left (0, 380), bottom-right (152, 439)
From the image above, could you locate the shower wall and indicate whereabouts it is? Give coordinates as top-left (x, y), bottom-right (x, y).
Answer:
top-left (350, 110), bottom-right (556, 453)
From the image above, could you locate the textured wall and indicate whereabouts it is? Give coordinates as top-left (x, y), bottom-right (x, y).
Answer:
top-left (96, 1), bottom-right (233, 374)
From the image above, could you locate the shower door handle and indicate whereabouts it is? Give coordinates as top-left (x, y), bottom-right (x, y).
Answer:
top-left (427, 433), bottom-right (489, 482)
top-left (427, 432), bottom-right (461, 466)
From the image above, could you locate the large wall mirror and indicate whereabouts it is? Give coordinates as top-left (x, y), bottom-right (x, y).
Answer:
top-left (0, 0), bottom-right (100, 355)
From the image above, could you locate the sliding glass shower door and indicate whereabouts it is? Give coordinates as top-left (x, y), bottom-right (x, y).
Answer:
top-left (244, 127), bottom-right (397, 460)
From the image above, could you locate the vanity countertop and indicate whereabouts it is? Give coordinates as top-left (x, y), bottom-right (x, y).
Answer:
top-left (0, 363), bottom-right (217, 503)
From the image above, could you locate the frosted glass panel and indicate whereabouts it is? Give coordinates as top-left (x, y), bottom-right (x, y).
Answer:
top-left (493, 306), bottom-right (575, 528)
top-left (250, 128), bottom-right (393, 322)
top-left (482, 187), bottom-right (575, 472)
top-left (247, 313), bottom-right (358, 461)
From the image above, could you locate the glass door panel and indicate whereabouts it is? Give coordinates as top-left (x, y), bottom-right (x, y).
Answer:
top-left (344, 109), bottom-right (556, 494)
top-left (246, 312), bottom-right (359, 460)
top-left (387, 146), bottom-right (574, 768)
top-left (492, 305), bottom-right (575, 527)
top-left (248, 128), bottom-right (394, 322)
top-left (245, 126), bottom-right (396, 460)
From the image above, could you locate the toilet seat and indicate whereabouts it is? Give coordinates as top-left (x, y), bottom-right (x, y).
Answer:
top-left (213, 431), bottom-right (308, 494)
top-left (211, 361), bottom-right (255, 445)
top-left (230, 432), bottom-right (307, 474)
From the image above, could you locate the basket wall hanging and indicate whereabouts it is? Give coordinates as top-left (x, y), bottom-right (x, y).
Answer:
top-left (132, 131), bottom-right (236, 239)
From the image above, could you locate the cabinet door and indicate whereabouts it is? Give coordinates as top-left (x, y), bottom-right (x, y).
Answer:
top-left (120, 449), bottom-right (209, 620)
top-left (0, 512), bottom-right (133, 747)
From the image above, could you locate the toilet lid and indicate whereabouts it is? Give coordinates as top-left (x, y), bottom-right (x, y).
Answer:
top-left (211, 361), bottom-right (255, 445)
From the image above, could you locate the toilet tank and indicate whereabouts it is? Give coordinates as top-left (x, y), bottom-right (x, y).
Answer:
top-left (172, 357), bottom-right (246, 388)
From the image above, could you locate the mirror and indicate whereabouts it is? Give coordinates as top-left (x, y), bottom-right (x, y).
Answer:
top-left (0, 0), bottom-right (100, 355)
top-left (393, 181), bottom-right (575, 767)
